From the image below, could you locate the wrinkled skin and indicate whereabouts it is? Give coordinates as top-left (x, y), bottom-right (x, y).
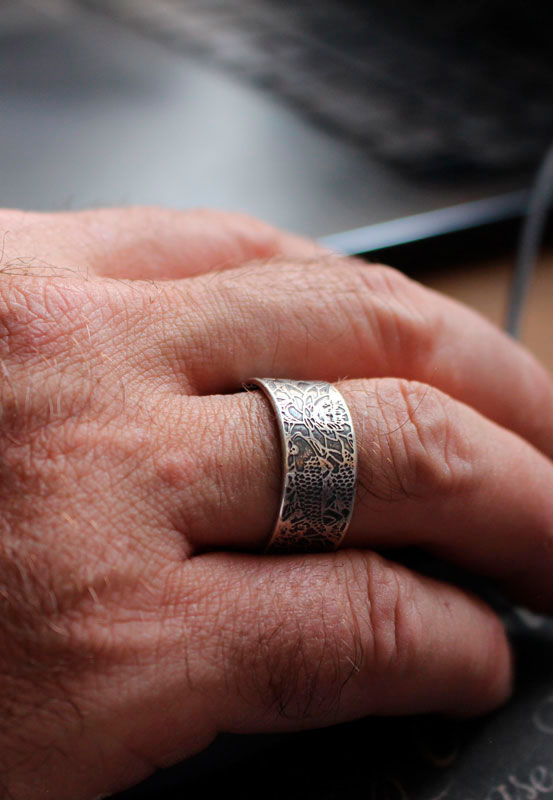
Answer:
top-left (1, 207), bottom-right (553, 799)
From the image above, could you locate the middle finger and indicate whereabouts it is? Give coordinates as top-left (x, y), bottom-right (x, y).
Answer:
top-left (163, 257), bottom-right (553, 459)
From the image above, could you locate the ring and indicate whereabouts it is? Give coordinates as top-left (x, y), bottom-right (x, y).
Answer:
top-left (248, 379), bottom-right (357, 553)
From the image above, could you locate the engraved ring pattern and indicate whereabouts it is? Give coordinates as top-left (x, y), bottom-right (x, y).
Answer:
top-left (249, 379), bottom-right (357, 553)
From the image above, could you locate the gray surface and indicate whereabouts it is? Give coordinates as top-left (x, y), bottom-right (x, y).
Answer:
top-left (0, 2), bottom-right (528, 239)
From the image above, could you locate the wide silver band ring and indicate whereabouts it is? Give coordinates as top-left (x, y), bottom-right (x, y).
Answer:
top-left (249, 378), bottom-right (357, 553)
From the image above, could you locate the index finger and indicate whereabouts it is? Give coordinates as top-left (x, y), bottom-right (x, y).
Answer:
top-left (0, 206), bottom-right (323, 280)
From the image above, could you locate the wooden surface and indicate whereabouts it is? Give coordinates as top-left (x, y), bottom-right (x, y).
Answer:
top-left (421, 249), bottom-right (553, 373)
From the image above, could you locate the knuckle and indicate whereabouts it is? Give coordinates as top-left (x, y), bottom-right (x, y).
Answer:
top-left (220, 558), bottom-right (368, 722)
top-left (215, 553), bottom-right (424, 722)
top-left (121, 206), bottom-right (282, 260)
top-left (186, 208), bottom-right (309, 262)
top-left (352, 378), bottom-right (474, 502)
top-left (321, 552), bottom-right (421, 681)
top-left (362, 555), bottom-right (421, 677)
top-left (295, 259), bottom-right (438, 369)
top-left (354, 261), bottom-right (411, 293)
top-left (351, 262), bottom-right (438, 368)
top-left (184, 256), bottom-right (439, 380)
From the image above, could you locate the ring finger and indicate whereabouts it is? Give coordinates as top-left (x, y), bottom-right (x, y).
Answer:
top-left (161, 378), bottom-right (553, 611)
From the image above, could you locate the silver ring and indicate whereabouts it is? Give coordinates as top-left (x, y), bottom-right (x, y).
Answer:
top-left (249, 378), bottom-right (357, 553)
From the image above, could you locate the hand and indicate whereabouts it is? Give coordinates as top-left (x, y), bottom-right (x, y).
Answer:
top-left (1, 207), bottom-right (553, 800)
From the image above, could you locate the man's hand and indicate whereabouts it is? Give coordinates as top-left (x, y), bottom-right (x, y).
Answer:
top-left (1, 207), bottom-right (553, 799)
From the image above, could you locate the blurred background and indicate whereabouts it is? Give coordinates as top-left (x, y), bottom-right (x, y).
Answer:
top-left (2, 0), bottom-right (553, 245)
top-left (2, 3), bottom-right (553, 798)
top-left (1, 0), bottom-right (553, 354)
